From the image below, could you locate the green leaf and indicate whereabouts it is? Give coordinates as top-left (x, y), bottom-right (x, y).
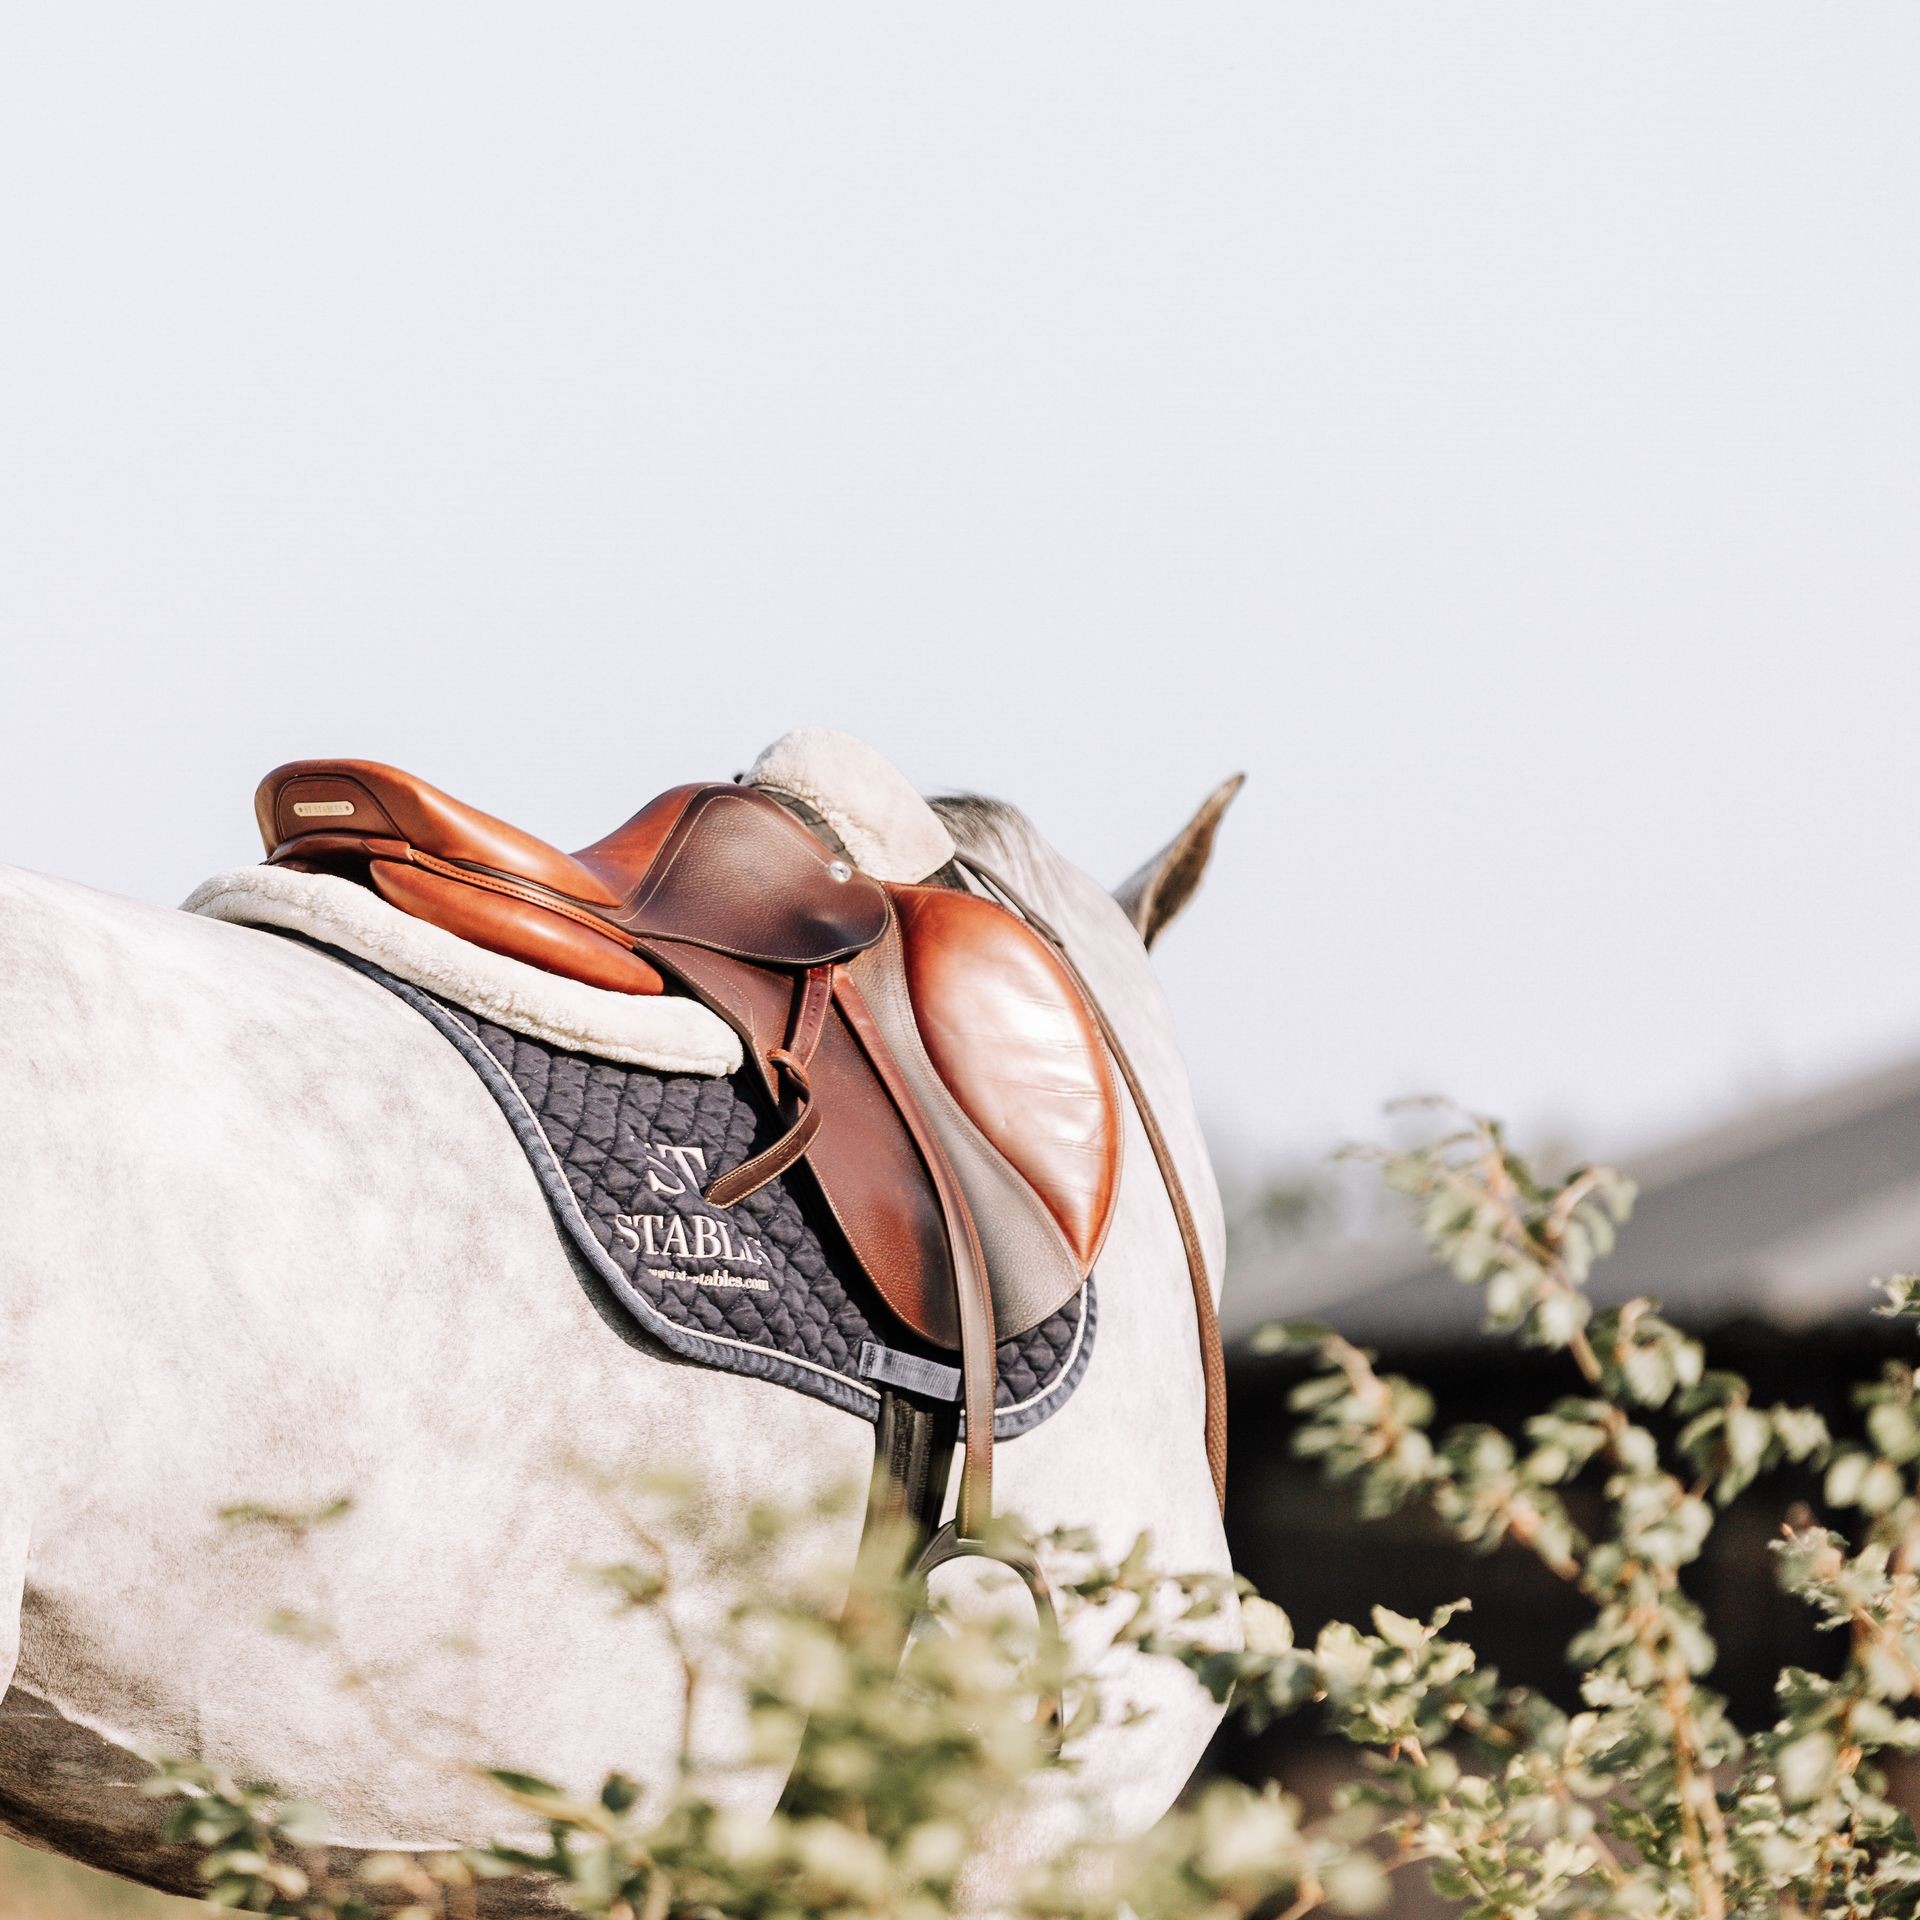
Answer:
top-left (485, 1769), bottom-right (563, 1796)
top-left (1370, 1606), bottom-right (1427, 1652)
top-left (599, 1773), bottom-right (641, 1814)
top-left (1250, 1318), bottom-right (1337, 1354)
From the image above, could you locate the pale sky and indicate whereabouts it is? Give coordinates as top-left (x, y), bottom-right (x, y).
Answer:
top-left (4, 7), bottom-right (1918, 1181)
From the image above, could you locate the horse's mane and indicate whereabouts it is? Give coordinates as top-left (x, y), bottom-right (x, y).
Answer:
top-left (930, 791), bottom-right (1129, 955)
top-left (928, 793), bottom-right (1029, 863)
top-left (928, 793), bottom-right (1070, 907)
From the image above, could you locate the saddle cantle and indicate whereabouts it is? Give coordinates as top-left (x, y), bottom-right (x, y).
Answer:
top-left (255, 757), bottom-right (1128, 1537)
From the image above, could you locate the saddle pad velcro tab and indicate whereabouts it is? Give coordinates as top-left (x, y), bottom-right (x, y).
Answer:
top-left (349, 962), bottom-right (1096, 1438)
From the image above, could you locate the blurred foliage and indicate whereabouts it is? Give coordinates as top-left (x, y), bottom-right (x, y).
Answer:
top-left (0, 1838), bottom-right (198, 1920)
top-left (1236, 1169), bottom-right (1343, 1245)
top-left (26, 1103), bottom-right (1920, 1916)
top-left (1223, 1163), bottom-right (1352, 1271)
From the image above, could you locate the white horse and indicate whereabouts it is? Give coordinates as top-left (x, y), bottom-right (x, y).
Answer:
top-left (0, 739), bottom-right (1241, 1911)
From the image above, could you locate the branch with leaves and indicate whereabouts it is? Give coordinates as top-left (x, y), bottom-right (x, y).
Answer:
top-left (144, 1105), bottom-right (1920, 1920)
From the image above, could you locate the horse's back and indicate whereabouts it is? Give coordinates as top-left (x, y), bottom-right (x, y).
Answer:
top-left (0, 864), bottom-right (870, 1849)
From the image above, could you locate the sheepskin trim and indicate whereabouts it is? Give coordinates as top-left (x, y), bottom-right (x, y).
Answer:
top-left (747, 727), bottom-right (955, 883)
top-left (181, 867), bottom-right (743, 1077)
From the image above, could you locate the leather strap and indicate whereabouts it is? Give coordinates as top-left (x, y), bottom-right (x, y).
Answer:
top-left (956, 856), bottom-right (1228, 1511)
top-left (704, 963), bottom-right (835, 1208)
top-left (836, 945), bottom-right (999, 1536)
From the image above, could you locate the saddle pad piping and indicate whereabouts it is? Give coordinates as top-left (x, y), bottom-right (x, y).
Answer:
top-left (992, 1294), bottom-right (1092, 1419)
top-left (856, 1285), bottom-right (1093, 1433)
top-left (298, 937), bottom-right (1094, 1438)
top-left (956, 1289), bottom-right (1094, 1435)
top-left (856, 1274), bottom-right (1098, 1428)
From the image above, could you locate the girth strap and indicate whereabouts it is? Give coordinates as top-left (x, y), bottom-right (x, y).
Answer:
top-left (865, 1391), bottom-right (954, 1544)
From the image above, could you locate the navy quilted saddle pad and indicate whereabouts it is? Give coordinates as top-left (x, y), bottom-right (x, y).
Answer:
top-left (344, 954), bottom-right (1096, 1436)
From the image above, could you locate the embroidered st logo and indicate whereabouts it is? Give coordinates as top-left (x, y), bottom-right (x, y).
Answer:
top-left (611, 1136), bottom-right (776, 1290)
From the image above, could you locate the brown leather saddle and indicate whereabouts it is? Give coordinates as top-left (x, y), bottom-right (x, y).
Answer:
top-left (255, 759), bottom-right (1225, 1572)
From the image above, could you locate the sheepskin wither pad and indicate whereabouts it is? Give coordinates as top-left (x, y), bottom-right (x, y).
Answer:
top-left (325, 945), bottom-right (1095, 1435)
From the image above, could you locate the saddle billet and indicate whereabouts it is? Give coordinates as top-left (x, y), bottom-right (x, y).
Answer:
top-left (254, 760), bottom-right (1225, 1572)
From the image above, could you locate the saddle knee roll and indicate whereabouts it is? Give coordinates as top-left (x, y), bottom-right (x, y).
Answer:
top-left (366, 860), bottom-right (667, 996)
top-left (890, 886), bottom-right (1123, 1279)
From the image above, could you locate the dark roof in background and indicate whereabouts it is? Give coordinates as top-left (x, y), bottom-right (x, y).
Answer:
top-left (1224, 1056), bottom-right (1920, 1348)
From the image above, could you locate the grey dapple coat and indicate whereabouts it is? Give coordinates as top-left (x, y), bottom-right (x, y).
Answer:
top-left (0, 734), bottom-right (1239, 1910)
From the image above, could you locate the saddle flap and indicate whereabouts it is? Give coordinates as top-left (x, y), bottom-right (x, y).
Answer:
top-left (890, 885), bottom-right (1123, 1279)
top-left (641, 936), bottom-right (965, 1347)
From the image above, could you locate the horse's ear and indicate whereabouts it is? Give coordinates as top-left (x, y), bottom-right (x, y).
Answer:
top-left (1114, 773), bottom-right (1244, 948)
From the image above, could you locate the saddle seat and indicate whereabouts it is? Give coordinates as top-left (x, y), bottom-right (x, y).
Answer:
top-left (257, 760), bottom-right (888, 999)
